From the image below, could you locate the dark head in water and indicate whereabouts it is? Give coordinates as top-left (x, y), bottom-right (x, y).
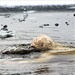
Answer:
top-left (55, 23), bottom-right (59, 26)
top-left (4, 25), bottom-right (7, 28)
top-left (1, 25), bottom-right (8, 31)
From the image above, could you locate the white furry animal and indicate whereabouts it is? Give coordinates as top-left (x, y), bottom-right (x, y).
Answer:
top-left (31, 34), bottom-right (55, 50)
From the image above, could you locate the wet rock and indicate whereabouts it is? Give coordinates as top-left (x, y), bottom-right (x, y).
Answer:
top-left (55, 23), bottom-right (59, 26)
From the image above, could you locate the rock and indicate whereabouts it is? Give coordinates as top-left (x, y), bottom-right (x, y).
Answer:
top-left (31, 34), bottom-right (55, 50)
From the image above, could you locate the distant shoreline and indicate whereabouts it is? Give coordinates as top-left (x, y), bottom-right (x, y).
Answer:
top-left (0, 4), bottom-right (75, 12)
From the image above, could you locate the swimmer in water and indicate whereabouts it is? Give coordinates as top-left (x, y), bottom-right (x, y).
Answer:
top-left (1, 25), bottom-right (8, 31)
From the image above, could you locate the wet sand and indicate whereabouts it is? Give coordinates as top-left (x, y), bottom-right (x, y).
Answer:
top-left (0, 11), bottom-right (75, 75)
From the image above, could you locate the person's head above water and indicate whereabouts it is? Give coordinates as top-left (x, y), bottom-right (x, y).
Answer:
top-left (3, 25), bottom-right (8, 28)
top-left (1, 25), bottom-right (8, 31)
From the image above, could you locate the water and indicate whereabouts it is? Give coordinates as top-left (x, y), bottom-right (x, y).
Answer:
top-left (0, 11), bottom-right (75, 46)
top-left (0, 11), bottom-right (75, 75)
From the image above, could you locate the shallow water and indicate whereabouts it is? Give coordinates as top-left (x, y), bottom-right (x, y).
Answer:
top-left (0, 54), bottom-right (75, 75)
top-left (0, 11), bottom-right (75, 75)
